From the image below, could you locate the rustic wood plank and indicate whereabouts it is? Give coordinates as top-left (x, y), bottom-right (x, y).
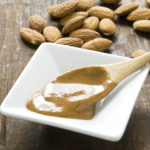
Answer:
top-left (0, 0), bottom-right (150, 150)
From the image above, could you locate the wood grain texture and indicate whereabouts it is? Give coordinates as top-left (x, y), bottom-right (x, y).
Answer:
top-left (0, 0), bottom-right (150, 150)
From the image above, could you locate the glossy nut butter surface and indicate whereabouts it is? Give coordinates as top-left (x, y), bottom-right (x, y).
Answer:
top-left (26, 66), bottom-right (117, 119)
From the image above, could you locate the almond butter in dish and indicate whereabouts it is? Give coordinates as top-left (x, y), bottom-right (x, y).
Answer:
top-left (26, 52), bottom-right (150, 119)
top-left (26, 66), bottom-right (117, 119)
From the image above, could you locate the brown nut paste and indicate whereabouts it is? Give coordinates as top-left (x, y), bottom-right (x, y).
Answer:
top-left (26, 66), bottom-right (117, 119)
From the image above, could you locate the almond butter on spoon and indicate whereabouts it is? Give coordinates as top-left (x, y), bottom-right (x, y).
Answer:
top-left (27, 52), bottom-right (150, 119)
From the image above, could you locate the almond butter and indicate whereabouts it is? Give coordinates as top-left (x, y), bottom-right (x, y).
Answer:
top-left (81, 38), bottom-right (112, 51)
top-left (43, 26), bottom-right (61, 42)
top-left (48, 0), bottom-right (78, 18)
top-left (69, 29), bottom-right (100, 42)
top-left (130, 49), bottom-right (147, 58)
top-left (127, 8), bottom-right (150, 21)
top-left (29, 15), bottom-right (46, 33)
top-left (62, 16), bottom-right (85, 35)
top-left (115, 3), bottom-right (139, 16)
top-left (146, 0), bottom-right (150, 6)
top-left (20, 27), bottom-right (45, 45)
top-left (76, 0), bottom-right (95, 11)
top-left (133, 20), bottom-right (150, 33)
top-left (55, 37), bottom-right (84, 47)
top-left (60, 11), bottom-right (88, 26)
top-left (101, 0), bottom-right (121, 4)
top-left (88, 6), bottom-right (115, 19)
top-left (99, 18), bottom-right (116, 36)
top-left (83, 16), bottom-right (99, 30)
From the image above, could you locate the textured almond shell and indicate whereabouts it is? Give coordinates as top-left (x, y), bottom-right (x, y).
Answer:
top-left (55, 37), bottom-right (84, 47)
top-left (76, 0), bottom-right (95, 11)
top-left (133, 20), bottom-right (150, 32)
top-left (43, 26), bottom-right (61, 42)
top-left (83, 16), bottom-right (99, 30)
top-left (29, 15), bottom-right (46, 33)
top-left (99, 18), bottom-right (116, 36)
top-left (81, 38), bottom-right (112, 51)
top-left (115, 3), bottom-right (139, 16)
top-left (130, 49), bottom-right (147, 58)
top-left (62, 16), bottom-right (85, 35)
top-left (88, 6), bottom-right (115, 19)
top-left (69, 29), bottom-right (100, 42)
top-left (20, 27), bottom-right (45, 45)
top-left (127, 8), bottom-right (150, 21)
top-left (60, 12), bottom-right (88, 26)
top-left (101, 0), bottom-right (121, 4)
top-left (48, 0), bottom-right (78, 18)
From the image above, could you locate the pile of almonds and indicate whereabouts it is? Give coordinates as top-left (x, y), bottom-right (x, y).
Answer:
top-left (20, 0), bottom-right (150, 53)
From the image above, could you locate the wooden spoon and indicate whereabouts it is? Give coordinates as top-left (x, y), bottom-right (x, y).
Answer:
top-left (27, 52), bottom-right (150, 119)
top-left (104, 52), bottom-right (150, 83)
top-left (53, 52), bottom-right (150, 111)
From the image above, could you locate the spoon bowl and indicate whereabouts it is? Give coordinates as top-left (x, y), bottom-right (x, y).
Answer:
top-left (27, 51), bottom-right (150, 119)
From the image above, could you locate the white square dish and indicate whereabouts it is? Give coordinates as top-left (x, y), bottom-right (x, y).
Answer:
top-left (0, 43), bottom-right (149, 141)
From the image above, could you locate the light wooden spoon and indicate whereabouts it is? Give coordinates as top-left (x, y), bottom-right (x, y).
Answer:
top-left (56, 52), bottom-right (150, 84)
top-left (104, 52), bottom-right (150, 83)
top-left (27, 52), bottom-right (150, 119)
top-left (53, 52), bottom-right (150, 106)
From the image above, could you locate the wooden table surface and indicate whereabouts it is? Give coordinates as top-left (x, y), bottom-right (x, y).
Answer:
top-left (0, 0), bottom-right (150, 149)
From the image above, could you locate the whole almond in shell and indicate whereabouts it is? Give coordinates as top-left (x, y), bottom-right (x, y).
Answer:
top-left (127, 8), bottom-right (150, 21)
top-left (99, 18), bottom-right (116, 36)
top-left (76, 0), bottom-right (95, 11)
top-left (43, 26), bottom-right (61, 42)
top-left (60, 11), bottom-right (88, 26)
top-left (69, 29), bottom-right (100, 42)
top-left (62, 16), bottom-right (85, 35)
top-left (83, 16), bottom-right (99, 30)
top-left (81, 38), bottom-right (112, 51)
top-left (29, 15), bottom-right (46, 33)
top-left (48, 0), bottom-right (78, 18)
top-left (115, 3), bottom-right (139, 16)
top-left (101, 0), bottom-right (121, 4)
top-left (88, 6), bottom-right (115, 19)
top-left (146, 0), bottom-right (150, 6)
top-left (20, 27), bottom-right (45, 45)
top-left (133, 20), bottom-right (150, 33)
top-left (55, 37), bottom-right (84, 47)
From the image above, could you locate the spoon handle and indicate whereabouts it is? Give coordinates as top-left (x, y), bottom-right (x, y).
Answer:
top-left (105, 52), bottom-right (150, 82)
